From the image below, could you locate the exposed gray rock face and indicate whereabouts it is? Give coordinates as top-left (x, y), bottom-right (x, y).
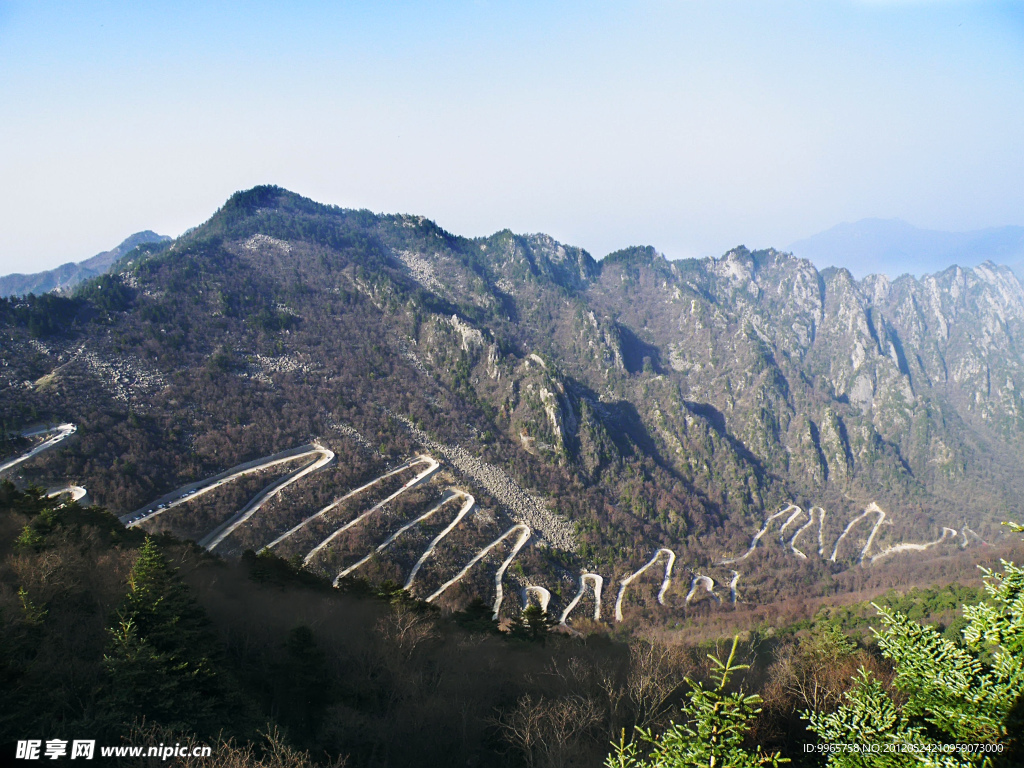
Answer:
top-left (400, 234), bottom-right (1024, 532)
top-left (565, 247), bottom-right (1024, 531)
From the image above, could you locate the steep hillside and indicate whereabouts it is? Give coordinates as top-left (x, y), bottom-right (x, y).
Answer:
top-left (0, 186), bottom-right (1020, 619)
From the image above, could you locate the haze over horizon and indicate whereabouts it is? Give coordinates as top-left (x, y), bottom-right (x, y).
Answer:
top-left (2, 0), bottom-right (1022, 275)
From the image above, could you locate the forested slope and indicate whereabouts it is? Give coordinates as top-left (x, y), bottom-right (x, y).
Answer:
top-left (1, 186), bottom-right (1022, 614)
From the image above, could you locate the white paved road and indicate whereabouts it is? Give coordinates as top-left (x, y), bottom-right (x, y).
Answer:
top-left (337, 489), bottom-right (473, 584)
top-left (0, 423), bottom-right (77, 475)
top-left (719, 505), bottom-right (797, 565)
top-left (685, 575), bottom-right (719, 604)
top-left (200, 445), bottom-right (336, 550)
top-left (560, 573), bottom-right (604, 625)
top-left (425, 523), bottom-right (532, 619)
top-left (303, 456), bottom-right (440, 565)
top-left (45, 485), bottom-right (88, 503)
top-left (122, 444), bottom-right (333, 528)
top-left (614, 548), bottom-right (676, 622)
top-left (870, 527), bottom-right (957, 563)
top-left (522, 585), bottom-right (551, 613)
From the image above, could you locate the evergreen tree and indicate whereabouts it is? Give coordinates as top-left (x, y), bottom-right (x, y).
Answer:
top-left (506, 608), bottom-right (527, 640)
top-left (806, 523), bottom-right (1024, 767)
top-left (522, 604), bottom-right (555, 642)
top-left (453, 597), bottom-right (501, 633)
top-left (101, 538), bottom-right (228, 735)
top-left (506, 603), bottom-right (556, 642)
top-left (269, 626), bottom-right (334, 744)
top-left (605, 636), bottom-right (788, 768)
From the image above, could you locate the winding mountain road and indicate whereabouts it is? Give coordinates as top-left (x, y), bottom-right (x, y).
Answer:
top-left (789, 506), bottom-right (815, 558)
top-left (1, 426), bottom-right (89, 506)
top-left (522, 585), bottom-right (551, 613)
top-left (403, 491), bottom-right (477, 588)
top-left (337, 489), bottom-right (473, 584)
top-left (719, 505), bottom-right (798, 565)
top-left (560, 573), bottom-right (604, 625)
top-left (962, 527), bottom-right (987, 546)
top-left (12, 417), bottom-right (983, 629)
top-left (424, 523), bottom-right (532, 619)
top-left (685, 575), bottom-right (719, 604)
top-left (870, 527), bottom-right (957, 563)
top-left (778, 506), bottom-right (805, 542)
top-left (201, 445), bottom-right (336, 550)
top-left (0, 423), bottom-right (77, 475)
top-left (46, 485), bottom-right (89, 503)
top-left (122, 444), bottom-right (333, 529)
top-left (614, 548), bottom-right (676, 622)
top-left (303, 456), bottom-right (440, 565)
top-left (829, 502), bottom-right (886, 563)
top-left (724, 499), bottom-right (967, 573)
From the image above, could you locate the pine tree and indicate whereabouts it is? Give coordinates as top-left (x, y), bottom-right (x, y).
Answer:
top-left (454, 597), bottom-right (501, 633)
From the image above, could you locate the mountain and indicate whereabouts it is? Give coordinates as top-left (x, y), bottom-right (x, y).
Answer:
top-left (1, 186), bottom-right (1021, 619)
top-left (789, 218), bottom-right (1024, 280)
top-left (0, 230), bottom-right (171, 297)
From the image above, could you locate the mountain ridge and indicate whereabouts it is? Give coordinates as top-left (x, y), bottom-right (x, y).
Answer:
top-left (0, 230), bottom-right (171, 297)
top-left (1, 185), bottom-right (1021, 612)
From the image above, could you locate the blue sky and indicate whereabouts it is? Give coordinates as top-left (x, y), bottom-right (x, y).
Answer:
top-left (1, 1), bottom-right (1022, 273)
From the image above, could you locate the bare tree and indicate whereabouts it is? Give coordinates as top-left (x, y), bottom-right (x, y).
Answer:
top-left (495, 693), bottom-right (602, 768)
top-left (766, 625), bottom-right (862, 714)
top-left (375, 604), bottom-right (438, 663)
top-left (626, 639), bottom-right (686, 731)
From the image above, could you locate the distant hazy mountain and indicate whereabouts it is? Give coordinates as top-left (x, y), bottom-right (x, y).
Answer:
top-left (0, 231), bottom-right (170, 297)
top-left (789, 218), bottom-right (1024, 279)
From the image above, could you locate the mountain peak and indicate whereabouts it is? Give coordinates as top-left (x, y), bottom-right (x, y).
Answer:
top-left (214, 185), bottom-right (339, 224)
top-left (602, 245), bottom-right (665, 267)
